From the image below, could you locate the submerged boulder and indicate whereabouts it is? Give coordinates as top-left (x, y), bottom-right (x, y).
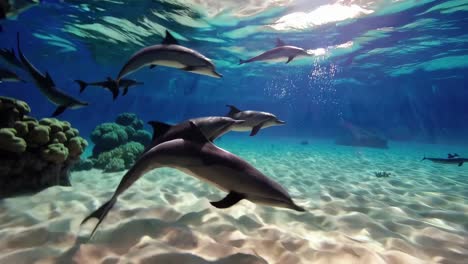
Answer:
top-left (0, 96), bottom-right (88, 198)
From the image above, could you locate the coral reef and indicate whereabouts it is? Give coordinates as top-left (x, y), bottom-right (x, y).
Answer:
top-left (0, 96), bottom-right (87, 198)
top-left (74, 113), bottom-right (150, 173)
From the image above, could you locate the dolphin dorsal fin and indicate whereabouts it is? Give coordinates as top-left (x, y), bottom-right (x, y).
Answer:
top-left (148, 121), bottom-right (173, 141)
top-left (162, 30), bottom-right (179, 45)
top-left (276, 38), bottom-right (286, 47)
top-left (44, 71), bottom-right (55, 86)
top-left (187, 121), bottom-right (209, 143)
top-left (226, 104), bottom-right (241, 116)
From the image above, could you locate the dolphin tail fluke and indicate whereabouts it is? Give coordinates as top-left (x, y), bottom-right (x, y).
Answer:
top-left (239, 59), bottom-right (247, 65)
top-left (75, 80), bottom-right (88, 93)
top-left (81, 197), bottom-right (117, 241)
top-left (421, 156), bottom-right (426, 161)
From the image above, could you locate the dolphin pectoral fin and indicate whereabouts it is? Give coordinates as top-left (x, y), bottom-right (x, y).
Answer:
top-left (149, 64), bottom-right (157, 69)
top-left (250, 124), bottom-right (263, 136)
top-left (459, 162), bottom-right (463, 166)
top-left (122, 87), bottom-right (129, 96)
top-left (148, 121), bottom-right (173, 141)
top-left (111, 88), bottom-right (119, 101)
top-left (210, 191), bottom-right (245, 209)
top-left (51, 105), bottom-right (68, 117)
top-left (286, 56), bottom-right (295, 64)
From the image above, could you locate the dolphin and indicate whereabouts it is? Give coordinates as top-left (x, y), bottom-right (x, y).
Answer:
top-left (112, 30), bottom-right (222, 89)
top-left (422, 156), bottom-right (468, 166)
top-left (75, 77), bottom-right (143, 99)
top-left (145, 116), bottom-right (244, 153)
top-left (16, 32), bottom-right (88, 117)
top-left (239, 38), bottom-right (311, 65)
top-left (225, 105), bottom-right (286, 136)
top-left (0, 48), bottom-right (24, 69)
top-left (81, 122), bottom-right (304, 241)
top-left (0, 67), bottom-right (24, 83)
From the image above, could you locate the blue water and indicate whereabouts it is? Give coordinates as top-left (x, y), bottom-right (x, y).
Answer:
top-left (1, 0), bottom-right (467, 144)
top-left (1, 1), bottom-right (468, 263)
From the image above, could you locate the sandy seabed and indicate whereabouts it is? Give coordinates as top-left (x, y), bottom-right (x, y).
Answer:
top-left (0, 138), bottom-right (467, 264)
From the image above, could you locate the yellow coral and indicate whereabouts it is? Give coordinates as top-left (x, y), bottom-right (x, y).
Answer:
top-left (41, 143), bottom-right (69, 163)
top-left (0, 128), bottom-right (27, 153)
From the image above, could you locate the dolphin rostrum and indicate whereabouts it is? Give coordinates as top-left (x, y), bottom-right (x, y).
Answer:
top-left (81, 122), bottom-right (304, 240)
top-left (17, 33), bottom-right (88, 117)
top-left (112, 30), bottom-right (222, 89)
top-left (226, 105), bottom-right (286, 136)
top-left (239, 38), bottom-right (311, 65)
top-left (75, 77), bottom-right (143, 99)
top-left (0, 67), bottom-right (24, 83)
top-left (422, 155), bottom-right (468, 166)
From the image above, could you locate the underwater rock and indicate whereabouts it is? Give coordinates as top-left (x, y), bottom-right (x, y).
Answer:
top-left (85, 112), bottom-right (151, 172)
top-left (0, 96), bottom-right (87, 198)
top-left (335, 119), bottom-right (388, 149)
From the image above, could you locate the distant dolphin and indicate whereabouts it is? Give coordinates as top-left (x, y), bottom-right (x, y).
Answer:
top-left (422, 155), bottom-right (468, 166)
top-left (112, 30), bottom-right (222, 90)
top-left (0, 48), bottom-right (24, 69)
top-left (17, 33), bottom-right (88, 117)
top-left (239, 38), bottom-right (311, 65)
top-left (0, 67), bottom-right (24, 83)
top-left (75, 77), bottom-right (143, 99)
top-left (81, 122), bottom-right (304, 240)
top-left (226, 105), bottom-right (286, 136)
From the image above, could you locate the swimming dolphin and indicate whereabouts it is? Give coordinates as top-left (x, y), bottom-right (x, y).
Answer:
top-left (17, 33), bottom-right (88, 117)
top-left (145, 116), bottom-right (244, 153)
top-left (75, 77), bottom-right (143, 99)
top-left (422, 156), bottom-right (468, 166)
top-left (239, 38), bottom-right (311, 65)
top-left (0, 67), bottom-right (24, 83)
top-left (225, 105), bottom-right (286, 136)
top-left (112, 30), bottom-right (222, 90)
top-left (81, 122), bottom-right (304, 241)
top-left (0, 48), bottom-right (24, 69)
top-left (148, 116), bottom-right (244, 144)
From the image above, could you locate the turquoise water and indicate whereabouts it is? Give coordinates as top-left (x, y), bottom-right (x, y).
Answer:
top-left (1, 0), bottom-right (468, 263)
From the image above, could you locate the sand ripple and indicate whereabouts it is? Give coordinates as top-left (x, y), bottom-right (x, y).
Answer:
top-left (0, 139), bottom-right (467, 263)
